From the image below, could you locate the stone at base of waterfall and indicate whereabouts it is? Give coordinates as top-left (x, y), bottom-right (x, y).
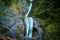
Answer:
top-left (5, 30), bottom-right (19, 38)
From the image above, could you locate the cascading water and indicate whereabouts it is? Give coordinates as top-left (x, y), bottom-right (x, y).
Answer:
top-left (24, 0), bottom-right (34, 38)
top-left (0, 0), bottom-right (43, 40)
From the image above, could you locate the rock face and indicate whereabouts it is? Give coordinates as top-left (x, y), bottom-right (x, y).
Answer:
top-left (0, 4), bottom-right (24, 37)
top-left (0, 34), bottom-right (13, 40)
top-left (0, 0), bottom-right (43, 40)
top-left (0, 6), bottom-right (43, 40)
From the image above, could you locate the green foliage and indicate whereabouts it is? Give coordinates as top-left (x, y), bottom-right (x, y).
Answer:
top-left (30, 0), bottom-right (60, 40)
top-left (0, 0), bottom-right (13, 7)
top-left (0, 0), bottom-right (60, 40)
top-left (0, 25), bottom-right (8, 34)
top-left (0, 10), bottom-right (6, 18)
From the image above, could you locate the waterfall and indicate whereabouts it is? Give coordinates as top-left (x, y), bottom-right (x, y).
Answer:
top-left (24, 0), bottom-right (34, 38)
top-left (0, 0), bottom-right (43, 40)
top-left (25, 3), bottom-right (32, 17)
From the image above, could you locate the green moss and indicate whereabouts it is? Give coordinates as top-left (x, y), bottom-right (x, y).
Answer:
top-left (0, 25), bottom-right (8, 34)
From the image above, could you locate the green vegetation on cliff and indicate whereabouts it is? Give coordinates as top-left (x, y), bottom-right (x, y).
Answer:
top-left (0, 0), bottom-right (60, 40)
